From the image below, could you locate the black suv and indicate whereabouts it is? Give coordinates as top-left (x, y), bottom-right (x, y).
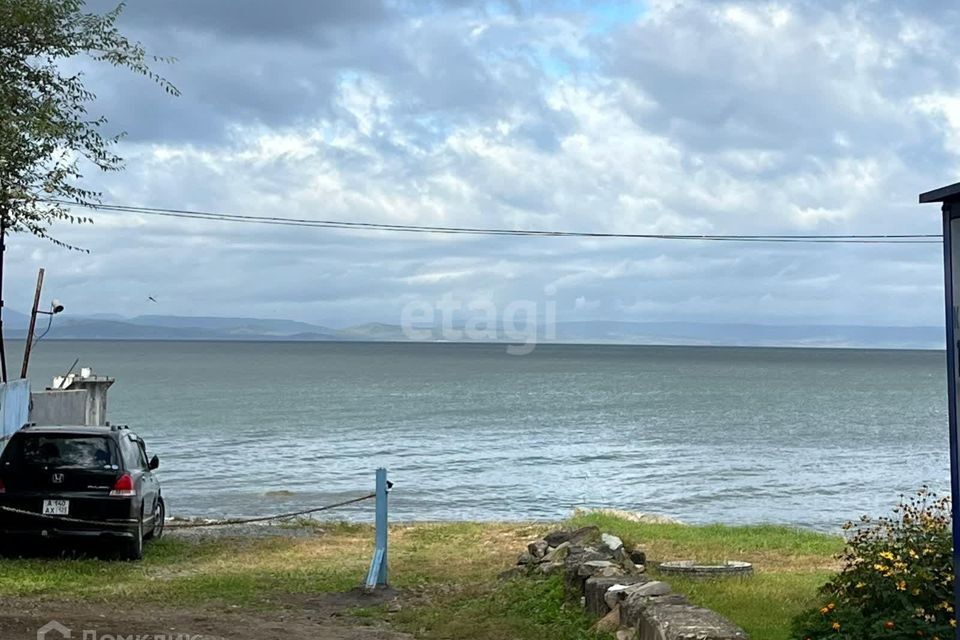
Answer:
top-left (0, 424), bottom-right (164, 559)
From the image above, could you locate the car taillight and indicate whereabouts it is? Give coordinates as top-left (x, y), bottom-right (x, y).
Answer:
top-left (0, 478), bottom-right (6, 494)
top-left (110, 473), bottom-right (135, 497)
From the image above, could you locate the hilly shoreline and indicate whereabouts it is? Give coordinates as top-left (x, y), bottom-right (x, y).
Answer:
top-left (0, 311), bottom-right (943, 349)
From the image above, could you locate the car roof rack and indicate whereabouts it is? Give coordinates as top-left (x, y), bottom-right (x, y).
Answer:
top-left (19, 423), bottom-right (130, 431)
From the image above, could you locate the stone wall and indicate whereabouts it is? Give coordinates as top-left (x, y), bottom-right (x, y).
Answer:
top-left (503, 525), bottom-right (749, 640)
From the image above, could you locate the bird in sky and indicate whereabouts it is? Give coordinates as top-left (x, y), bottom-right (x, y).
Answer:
top-left (147, 296), bottom-right (158, 303)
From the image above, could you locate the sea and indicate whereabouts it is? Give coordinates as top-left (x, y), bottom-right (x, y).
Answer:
top-left (14, 340), bottom-right (951, 532)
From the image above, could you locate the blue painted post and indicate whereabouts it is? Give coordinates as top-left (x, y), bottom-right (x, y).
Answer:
top-left (365, 468), bottom-right (389, 590)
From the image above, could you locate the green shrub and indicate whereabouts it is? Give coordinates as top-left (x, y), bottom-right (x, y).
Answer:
top-left (792, 488), bottom-right (954, 639)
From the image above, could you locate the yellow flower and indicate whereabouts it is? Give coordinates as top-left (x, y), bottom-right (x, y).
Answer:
top-left (832, 622), bottom-right (841, 631)
top-left (897, 580), bottom-right (907, 591)
top-left (880, 551), bottom-right (895, 561)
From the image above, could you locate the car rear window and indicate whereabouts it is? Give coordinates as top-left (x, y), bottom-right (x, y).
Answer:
top-left (5, 435), bottom-right (117, 469)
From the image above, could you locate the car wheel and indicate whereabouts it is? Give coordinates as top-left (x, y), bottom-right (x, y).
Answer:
top-left (122, 510), bottom-right (144, 561)
top-left (145, 497), bottom-right (164, 541)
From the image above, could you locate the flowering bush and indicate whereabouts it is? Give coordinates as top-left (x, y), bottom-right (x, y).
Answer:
top-left (793, 488), bottom-right (954, 639)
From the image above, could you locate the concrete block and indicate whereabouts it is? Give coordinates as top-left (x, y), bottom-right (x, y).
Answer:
top-left (605, 577), bottom-right (665, 610)
top-left (620, 592), bottom-right (690, 629)
top-left (584, 575), bottom-right (648, 617)
top-left (637, 603), bottom-right (748, 640)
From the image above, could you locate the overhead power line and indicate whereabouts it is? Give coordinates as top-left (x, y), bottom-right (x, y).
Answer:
top-left (45, 199), bottom-right (943, 245)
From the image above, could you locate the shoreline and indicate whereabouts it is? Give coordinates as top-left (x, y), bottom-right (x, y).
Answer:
top-left (6, 336), bottom-right (944, 352)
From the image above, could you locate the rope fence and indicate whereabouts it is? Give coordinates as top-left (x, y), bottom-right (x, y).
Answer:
top-left (0, 492), bottom-right (376, 529)
top-left (167, 493), bottom-right (376, 529)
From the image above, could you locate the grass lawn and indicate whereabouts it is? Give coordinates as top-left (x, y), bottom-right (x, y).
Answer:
top-left (0, 517), bottom-right (843, 640)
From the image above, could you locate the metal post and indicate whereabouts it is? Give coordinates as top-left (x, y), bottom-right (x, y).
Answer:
top-left (20, 268), bottom-right (44, 379)
top-left (920, 183), bottom-right (960, 640)
top-left (943, 204), bottom-right (960, 639)
top-left (365, 467), bottom-right (389, 590)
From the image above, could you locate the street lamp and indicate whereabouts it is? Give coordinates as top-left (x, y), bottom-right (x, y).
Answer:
top-left (20, 268), bottom-right (63, 379)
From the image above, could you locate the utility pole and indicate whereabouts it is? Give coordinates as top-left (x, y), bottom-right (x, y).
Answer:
top-left (21, 268), bottom-right (44, 379)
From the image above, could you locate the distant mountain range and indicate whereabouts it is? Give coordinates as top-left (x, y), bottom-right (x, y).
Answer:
top-left (0, 311), bottom-right (944, 349)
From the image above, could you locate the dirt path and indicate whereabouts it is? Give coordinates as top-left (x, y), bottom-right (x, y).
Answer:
top-left (0, 591), bottom-right (412, 640)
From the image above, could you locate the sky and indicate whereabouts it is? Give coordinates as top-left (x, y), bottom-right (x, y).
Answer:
top-left (8, 0), bottom-right (960, 328)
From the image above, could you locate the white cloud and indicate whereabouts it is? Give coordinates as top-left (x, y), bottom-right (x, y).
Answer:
top-left (5, 0), bottom-right (955, 329)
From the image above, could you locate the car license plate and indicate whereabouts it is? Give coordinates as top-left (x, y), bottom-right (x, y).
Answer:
top-left (42, 500), bottom-right (69, 516)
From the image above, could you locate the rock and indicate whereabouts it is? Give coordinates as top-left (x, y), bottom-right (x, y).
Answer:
top-left (588, 550), bottom-right (615, 563)
top-left (544, 530), bottom-right (567, 547)
top-left (601, 533), bottom-right (624, 552)
top-left (565, 543), bottom-right (612, 564)
top-left (629, 548), bottom-right (647, 566)
top-left (636, 602), bottom-right (748, 639)
top-left (544, 525), bottom-right (601, 548)
top-left (527, 540), bottom-right (549, 558)
top-left (517, 552), bottom-right (538, 566)
top-left (387, 599), bottom-right (402, 614)
top-left (631, 581), bottom-right (671, 597)
top-left (264, 490), bottom-right (296, 498)
top-left (542, 541), bottom-right (570, 563)
top-left (591, 604), bottom-right (621, 634)
top-left (562, 549), bottom-right (585, 595)
top-left (564, 546), bottom-right (615, 597)
top-left (579, 560), bottom-right (615, 573)
top-left (539, 561), bottom-right (565, 575)
top-left (566, 544), bottom-right (616, 564)
top-left (616, 547), bottom-right (643, 574)
top-left (584, 575), bottom-right (648, 617)
top-left (563, 558), bottom-right (589, 596)
top-left (604, 579), bottom-right (658, 610)
top-left (620, 592), bottom-right (690, 629)
top-left (498, 566), bottom-right (526, 581)
top-left (577, 561), bottom-right (624, 589)
top-left (616, 629), bottom-right (635, 640)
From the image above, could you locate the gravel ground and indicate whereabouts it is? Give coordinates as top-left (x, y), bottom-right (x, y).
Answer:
top-left (165, 517), bottom-right (327, 541)
top-left (0, 591), bottom-right (410, 640)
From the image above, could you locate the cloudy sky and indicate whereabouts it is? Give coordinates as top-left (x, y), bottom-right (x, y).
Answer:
top-left (10, 0), bottom-right (960, 327)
